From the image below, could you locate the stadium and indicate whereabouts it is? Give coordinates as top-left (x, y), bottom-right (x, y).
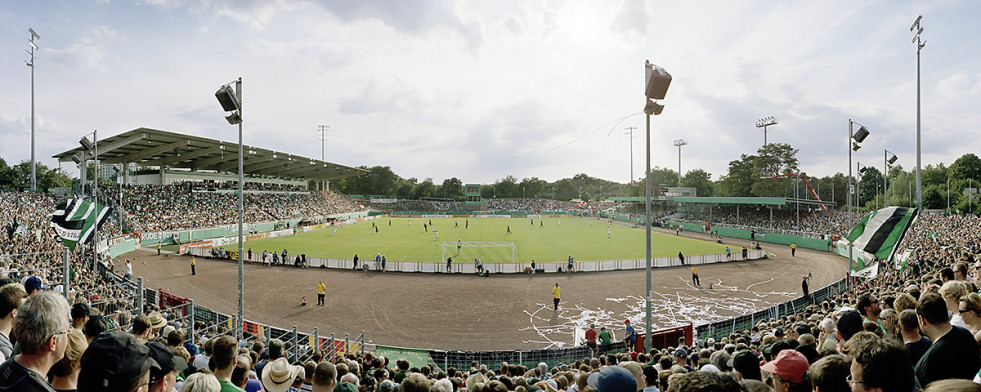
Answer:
top-left (3, 3), bottom-right (981, 392)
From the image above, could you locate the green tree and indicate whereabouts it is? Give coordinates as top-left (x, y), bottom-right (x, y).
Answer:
top-left (857, 166), bottom-right (883, 209)
top-left (717, 156), bottom-right (756, 197)
top-left (412, 178), bottom-right (437, 199)
top-left (494, 175), bottom-right (519, 198)
top-left (518, 177), bottom-right (548, 199)
top-left (950, 153), bottom-right (981, 182)
top-left (681, 169), bottom-right (714, 197)
top-left (437, 177), bottom-right (465, 200)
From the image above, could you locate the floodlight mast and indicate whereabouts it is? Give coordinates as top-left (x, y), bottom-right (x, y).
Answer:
top-left (847, 119), bottom-right (870, 290)
top-left (755, 116), bottom-right (778, 147)
top-left (216, 77), bottom-right (244, 340)
top-left (643, 60), bottom-right (671, 352)
top-left (911, 15), bottom-right (925, 209)
top-left (27, 28), bottom-right (40, 192)
top-left (673, 139), bottom-right (687, 187)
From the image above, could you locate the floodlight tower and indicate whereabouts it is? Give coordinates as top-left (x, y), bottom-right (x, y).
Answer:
top-left (847, 120), bottom-right (870, 290)
top-left (215, 78), bottom-right (244, 340)
top-left (755, 116), bottom-right (778, 147)
top-left (884, 150), bottom-right (898, 206)
top-left (643, 60), bottom-right (671, 352)
top-left (911, 15), bottom-right (926, 209)
top-left (27, 28), bottom-right (40, 192)
top-left (673, 139), bottom-right (687, 186)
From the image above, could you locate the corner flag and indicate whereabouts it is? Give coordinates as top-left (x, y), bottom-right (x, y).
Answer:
top-left (845, 207), bottom-right (918, 262)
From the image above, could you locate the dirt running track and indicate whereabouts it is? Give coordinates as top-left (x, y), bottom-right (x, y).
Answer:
top-left (124, 228), bottom-right (847, 351)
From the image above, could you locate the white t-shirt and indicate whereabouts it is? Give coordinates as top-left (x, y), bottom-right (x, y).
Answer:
top-left (125, 263), bottom-right (133, 275)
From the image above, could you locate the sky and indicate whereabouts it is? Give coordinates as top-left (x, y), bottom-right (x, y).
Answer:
top-left (0, 0), bottom-right (978, 185)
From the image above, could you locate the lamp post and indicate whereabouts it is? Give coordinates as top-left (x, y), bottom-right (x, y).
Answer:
top-left (673, 139), bottom-right (687, 187)
top-left (625, 127), bottom-right (637, 183)
top-left (27, 28), bottom-right (40, 192)
top-left (847, 120), bottom-right (870, 287)
top-left (755, 116), bottom-right (778, 147)
top-left (644, 60), bottom-right (671, 352)
top-left (911, 16), bottom-right (926, 210)
top-left (884, 150), bottom-right (898, 207)
top-left (216, 78), bottom-right (244, 340)
top-left (317, 125), bottom-right (329, 190)
top-left (79, 131), bottom-right (99, 272)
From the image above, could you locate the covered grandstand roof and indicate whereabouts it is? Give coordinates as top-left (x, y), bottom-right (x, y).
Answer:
top-left (52, 127), bottom-right (368, 181)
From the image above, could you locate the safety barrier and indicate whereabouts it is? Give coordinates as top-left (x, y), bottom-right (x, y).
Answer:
top-left (187, 248), bottom-right (767, 275)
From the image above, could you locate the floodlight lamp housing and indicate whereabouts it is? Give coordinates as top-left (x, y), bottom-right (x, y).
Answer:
top-left (852, 142), bottom-right (862, 152)
top-left (79, 137), bottom-right (93, 151)
top-left (853, 126), bottom-right (870, 143)
top-left (888, 155), bottom-right (898, 165)
top-left (643, 100), bottom-right (664, 115)
top-left (644, 61), bottom-right (672, 100)
top-left (71, 154), bottom-right (82, 165)
top-left (216, 85), bottom-right (241, 112)
top-left (225, 111), bottom-right (242, 125)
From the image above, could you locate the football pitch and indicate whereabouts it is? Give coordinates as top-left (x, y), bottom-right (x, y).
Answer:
top-left (227, 217), bottom-right (728, 263)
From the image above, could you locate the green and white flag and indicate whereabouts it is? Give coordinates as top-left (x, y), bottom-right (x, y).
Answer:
top-left (845, 206), bottom-right (918, 262)
top-left (50, 198), bottom-right (112, 251)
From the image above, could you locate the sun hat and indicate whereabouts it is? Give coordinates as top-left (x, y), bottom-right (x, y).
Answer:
top-left (147, 311), bottom-right (167, 329)
top-left (261, 357), bottom-right (303, 392)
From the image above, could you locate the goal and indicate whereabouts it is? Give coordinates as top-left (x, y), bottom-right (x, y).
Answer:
top-left (441, 242), bottom-right (515, 264)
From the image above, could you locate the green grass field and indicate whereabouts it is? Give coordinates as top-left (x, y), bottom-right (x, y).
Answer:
top-left (224, 217), bottom-right (728, 263)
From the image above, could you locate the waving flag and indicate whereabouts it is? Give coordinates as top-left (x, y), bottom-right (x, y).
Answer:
top-left (50, 198), bottom-right (112, 250)
top-left (845, 207), bottom-right (918, 262)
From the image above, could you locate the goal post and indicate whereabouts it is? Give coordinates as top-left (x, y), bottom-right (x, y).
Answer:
top-left (441, 241), bottom-right (515, 264)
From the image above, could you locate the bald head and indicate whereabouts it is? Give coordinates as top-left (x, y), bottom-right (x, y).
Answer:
top-left (340, 373), bottom-right (359, 386)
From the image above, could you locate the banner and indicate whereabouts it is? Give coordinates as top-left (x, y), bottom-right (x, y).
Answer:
top-left (845, 207), bottom-right (918, 261)
top-left (50, 198), bottom-right (112, 251)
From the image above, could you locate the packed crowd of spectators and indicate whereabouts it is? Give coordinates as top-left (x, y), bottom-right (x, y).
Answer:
top-left (484, 198), bottom-right (609, 213)
top-left (676, 207), bottom-right (859, 239)
top-left (100, 185), bottom-right (364, 232)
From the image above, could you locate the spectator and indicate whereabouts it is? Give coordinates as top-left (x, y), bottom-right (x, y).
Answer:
top-left (914, 292), bottom-right (980, 385)
top-left (312, 362), bottom-right (336, 392)
top-left (806, 355), bottom-right (849, 392)
top-left (147, 340), bottom-right (188, 392)
top-left (898, 309), bottom-right (932, 367)
top-left (261, 358), bottom-right (302, 392)
top-left (0, 291), bottom-right (71, 391)
top-left (728, 350), bottom-right (762, 381)
top-left (847, 335), bottom-right (915, 392)
top-left (836, 309), bottom-right (864, 343)
top-left (212, 336), bottom-right (243, 392)
top-left (70, 302), bottom-right (97, 330)
top-left (0, 282), bottom-right (27, 360)
top-left (49, 328), bottom-right (88, 391)
top-left (79, 330), bottom-right (157, 392)
top-left (181, 372), bottom-right (221, 392)
top-left (231, 355), bottom-right (252, 391)
top-left (760, 349), bottom-right (810, 392)
top-left (586, 365), bottom-right (636, 392)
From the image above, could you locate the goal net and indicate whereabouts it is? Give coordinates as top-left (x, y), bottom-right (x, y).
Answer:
top-left (441, 242), bottom-right (515, 264)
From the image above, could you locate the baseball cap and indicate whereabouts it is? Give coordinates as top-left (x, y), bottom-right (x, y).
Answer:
top-left (71, 302), bottom-right (97, 319)
top-left (836, 310), bottom-right (863, 341)
top-left (674, 348), bottom-right (688, 358)
top-left (624, 319), bottom-right (631, 324)
top-left (728, 350), bottom-right (762, 381)
top-left (773, 327), bottom-right (784, 337)
top-left (587, 366), bottom-right (637, 392)
top-left (760, 349), bottom-right (809, 384)
top-left (79, 331), bottom-right (160, 392)
top-left (23, 276), bottom-right (47, 292)
top-left (146, 341), bottom-right (187, 384)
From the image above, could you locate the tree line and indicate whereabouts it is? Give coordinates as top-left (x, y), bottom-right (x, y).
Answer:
top-left (329, 143), bottom-right (981, 214)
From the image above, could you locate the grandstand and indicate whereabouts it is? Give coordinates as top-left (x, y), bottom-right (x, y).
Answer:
top-left (0, 131), bottom-right (976, 391)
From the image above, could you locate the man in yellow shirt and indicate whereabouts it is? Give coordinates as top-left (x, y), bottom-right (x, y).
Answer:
top-left (791, 243), bottom-right (797, 257)
top-left (691, 266), bottom-right (699, 287)
top-left (191, 256), bottom-right (196, 275)
top-left (317, 280), bottom-right (327, 306)
top-left (552, 283), bottom-right (561, 311)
